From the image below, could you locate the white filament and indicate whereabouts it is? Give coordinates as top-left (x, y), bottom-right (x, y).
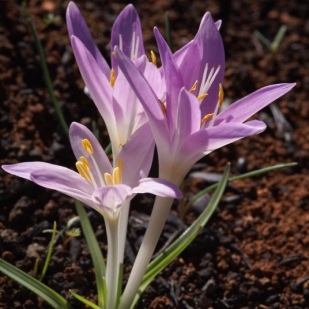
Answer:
top-left (198, 64), bottom-right (221, 96)
top-left (89, 154), bottom-right (105, 187)
top-left (131, 31), bottom-right (136, 59)
top-left (119, 34), bottom-right (123, 51)
top-left (130, 31), bottom-right (140, 60)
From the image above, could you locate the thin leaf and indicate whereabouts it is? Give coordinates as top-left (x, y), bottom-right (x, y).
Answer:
top-left (102, 276), bottom-right (108, 307)
top-left (75, 200), bottom-right (105, 308)
top-left (0, 258), bottom-right (72, 309)
top-left (271, 25), bottom-right (287, 53)
top-left (116, 264), bottom-right (124, 308)
top-left (40, 221), bottom-right (57, 281)
top-left (130, 163), bottom-right (231, 308)
top-left (254, 30), bottom-right (272, 49)
top-left (165, 11), bottom-right (173, 52)
top-left (186, 162), bottom-right (297, 210)
top-left (69, 290), bottom-right (101, 309)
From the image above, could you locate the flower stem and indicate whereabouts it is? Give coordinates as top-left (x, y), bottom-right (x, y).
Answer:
top-left (118, 200), bottom-right (130, 265)
top-left (118, 196), bottom-right (174, 309)
top-left (105, 218), bottom-right (120, 309)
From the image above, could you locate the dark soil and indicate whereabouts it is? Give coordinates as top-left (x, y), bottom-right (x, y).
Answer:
top-left (1, 0), bottom-right (309, 308)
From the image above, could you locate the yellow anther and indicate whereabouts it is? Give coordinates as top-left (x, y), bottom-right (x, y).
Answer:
top-left (111, 51), bottom-right (116, 57)
top-left (197, 93), bottom-right (208, 101)
top-left (112, 167), bottom-right (121, 185)
top-left (150, 50), bottom-right (157, 67)
top-left (218, 83), bottom-right (224, 108)
top-left (201, 113), bottom-right (215, 125)
top-left (82, 139), bottom-right (93, 154)
top-left (104, 173), bottom-right (114, 186)
top-left (116, 158), bottom-right (124, 172)
top-left (76, 161), bottom-right (91, 181)
top-left (110, 68), bottom-right (116, 87)
top-left (158, 99), bottom-right (166, 116)
top-left (189, 80), bottom-right (198, 93)
top-left (103, 158), bottom-right (124, 186)
top-left (80, 156), bottom-right (90, 169)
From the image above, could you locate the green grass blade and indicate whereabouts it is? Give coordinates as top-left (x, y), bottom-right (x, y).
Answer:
top-left (129, 164), bottom-right (230, 309)
top-left (75, 200), bottom-right (105, 308)
top-left (116, 264), bottom-right (124, 308)
top-left (102, 276), bottom-right (108, 307)
top-left (271, 24), bottom-right (287, 53)
top-left (0, 258), bottom-right (72, 309)
top-left (69, 290), bottom-right (101, 309)
top-left (165, 11), bottom-right (173, 52)
top-left (40, 221), bottom-right (57, 281)
top-left (186, 162), bottom-right (297, 210)
top-left (254, 29), bottom-right (272, 49)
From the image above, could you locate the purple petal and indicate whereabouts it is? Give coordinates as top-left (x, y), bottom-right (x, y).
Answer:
top-left (172, 18), bottom-right (221, 66)
top-left (172, 40), bottom-right (193, 66)
top-left (71, 36), bottom-right (115, 133)
top-left (154, 27), bottom-right (184, 135)
top-left (3, 162), bottom-right (94, 206)
top-left (93, 185), bottom-right (133, 211)
top-left (112, 57), bottom-right (148, 146)
top-left (111, 4), bottom-right (144, 72)
top-left (69, 122), bottom-right (112, 179)
top-left (181, 120), bottom-right (266, 166)
top-left (215, 20), bottom-right (222, 30)
top-left (118, 123), bottom-right (155, 185)
top-left (175, 12), bottom-right (225, 117)
top-left (115, 47), bottom-right (171, 150)
top-left (215, 83), bottom-right (296, 125)
top-left (176, 88), bottom-right (201, 141)
top-left (132, 178), bottom-right (182, 198)
top-left (2, 162), bottom-right (53, 181)
top-left (66, 2), bottom-right (110, 78)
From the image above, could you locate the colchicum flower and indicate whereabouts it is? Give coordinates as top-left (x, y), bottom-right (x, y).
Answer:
top-left (2, 122), bottom-right (182, 309)
top-left (66, 2), bottom-right (163, 161)
top-left (115, 12), bottom-right (295, 308)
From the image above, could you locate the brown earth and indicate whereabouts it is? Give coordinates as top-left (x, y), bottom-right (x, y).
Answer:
top-left (1, 0), bottom-right (309, 308)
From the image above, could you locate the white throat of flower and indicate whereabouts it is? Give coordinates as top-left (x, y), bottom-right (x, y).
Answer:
top-left (75, 139), bottom-right (123, 189)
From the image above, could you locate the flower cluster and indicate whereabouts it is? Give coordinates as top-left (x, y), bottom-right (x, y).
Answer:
top-left (2, 2), bottom-right (295, 309)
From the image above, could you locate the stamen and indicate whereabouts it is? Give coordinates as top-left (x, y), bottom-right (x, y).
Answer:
top-left (158, 99), bottom-right (166, 116)
top-left (189, 80), bottom-right (198, 93)
top-left (150, 51), bottom-right (157, 67)
top-left (201, 113), bottom-right (215, 126)
top-left (199, 64), bottom-right (221, 96)
top-left (197, 93), bottom-right (208, 101)
top-left (119, 34), bottom-right (123, 51)
top-left (104, 159), bottom-right (123, 186)
top-left (82, 139), bottom-right (93, 154)
top-left (80, 156), bottom-right (90, 169)
top-left (131, 32), bottom-right (136, 59)
top-left (218, 83), bottom-right (224, 108)
top-left (112, 167), bottom-right (120, 185)
top-left (104, 173), bottom-right (114, 186)
top-left (134, 36), bottom-right (140, 59)
top-left (200, 63), bottom-right (208, 94)
top-left (110, 68), bottom-right (116, 87)
top-left (76, 161), bottom-right (91, 181)
top-left (114, 158), bottom-right (123, 184)
top-left (111, 51), bottom-right (116, 57)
